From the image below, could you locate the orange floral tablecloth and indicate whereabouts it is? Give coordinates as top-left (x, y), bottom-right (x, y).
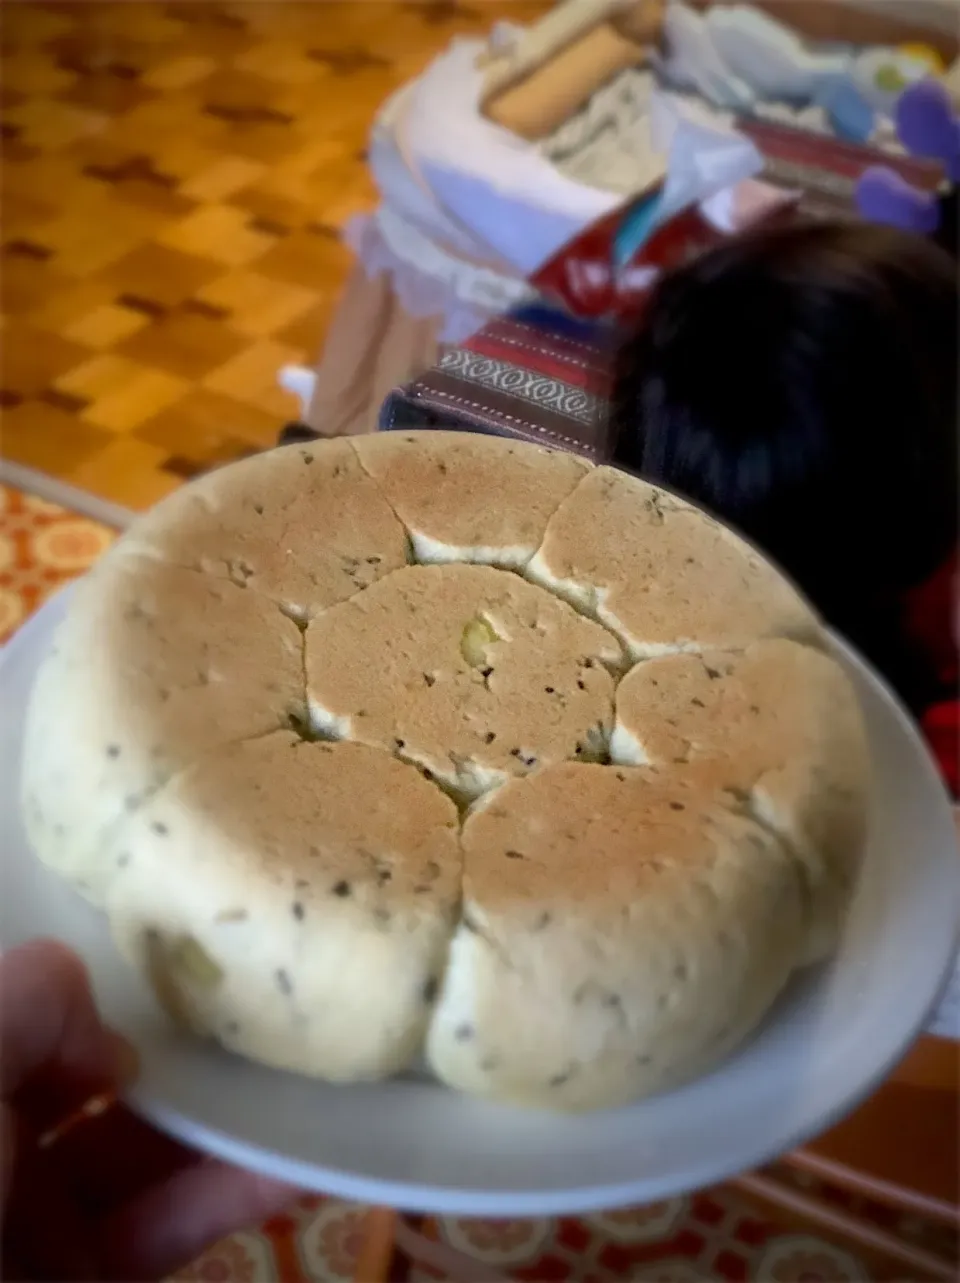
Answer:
top-left (177, 1191), bottom-right (884, 1283)
top-left (3, 481), bottom-right (951, 1283)
top-left (0, 485), bottom-right (116, 642)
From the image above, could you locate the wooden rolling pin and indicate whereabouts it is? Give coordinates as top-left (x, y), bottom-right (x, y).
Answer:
top-left (481, 0), bottom-right (635, 97)
top-left (484, 22), bottom-right (649, 141)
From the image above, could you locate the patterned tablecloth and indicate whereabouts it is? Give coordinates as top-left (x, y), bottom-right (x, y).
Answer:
top-left (1, 482), bottom-right (956, 1283)
top-left (174, 1190), bottom-right (901, 1283)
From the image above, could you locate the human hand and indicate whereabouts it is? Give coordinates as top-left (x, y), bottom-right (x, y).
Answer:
top-left (1, 939), bottom-right (298, 1281)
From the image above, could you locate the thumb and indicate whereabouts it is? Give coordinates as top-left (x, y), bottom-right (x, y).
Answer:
top-left (0, 939), bottom-right (135, 1100)
top-left (100, 1161), bottom-right (299, 1281)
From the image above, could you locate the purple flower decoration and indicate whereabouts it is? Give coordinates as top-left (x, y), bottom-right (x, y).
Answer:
top-left (895, 78), bottom-right (960, 180)
top-left (855, 78), bottom-right (959, 243)
top-left (857, 166), bottom-right (941, 233)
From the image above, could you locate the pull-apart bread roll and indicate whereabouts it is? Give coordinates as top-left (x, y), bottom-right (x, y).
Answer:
top-left (21, 557), bottom-right (305, 900)
top-left (121, 437), bottom-right (410, 621)
top-left (612, 642), bottom-right (868, 962)
top-left (22, 436), bottom-right (870, 1110)
top-left (305, 563), bottom-right (623, 803)
top-left (108, 735), bottom-right (461, 1081)
top-left (527, 466), bottom-right (821, 657)
top-left (428, 765), bottom-right (807, 1111)
top-left (352, 431), bottom-right (589, 568)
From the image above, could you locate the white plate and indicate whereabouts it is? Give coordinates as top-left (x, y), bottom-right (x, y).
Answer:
top-left (1, 586), bottom-right (957, 1217)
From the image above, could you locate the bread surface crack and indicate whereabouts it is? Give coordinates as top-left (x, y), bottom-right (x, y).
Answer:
top-left (347, 440), bottom-right (417, 565)
top-left (459, 905), bottom-right (516, 973)
top-left (100, 722), bottom-right (301, 871)
top-left (717, 781), bottom-right (818, 941)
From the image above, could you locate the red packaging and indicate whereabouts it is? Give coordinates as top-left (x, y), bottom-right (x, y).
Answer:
top-left (532, 186), bottom-right (723, 322)
top-left (531, 118), bottom-right (944, 324)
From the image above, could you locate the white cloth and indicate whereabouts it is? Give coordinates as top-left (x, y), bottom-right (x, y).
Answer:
top-left (400, 37), bottom-right (622, 275)
top-left (541, 68), bottom-right (666, 196)
top-left (659, 1), bottom-right (756, 112)
top-left (705, 4), bottom-right (850, 103)
top-left (362, 75), bottom-right (536, 342)
top-left (345, 208), bottom-right (534, 344)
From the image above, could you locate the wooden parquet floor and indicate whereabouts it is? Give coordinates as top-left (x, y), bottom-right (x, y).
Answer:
top-left (1, 1), bottom-right (545, 509)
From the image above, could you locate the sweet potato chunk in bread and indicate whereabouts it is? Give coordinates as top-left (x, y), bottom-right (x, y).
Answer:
top-left (21, 556), bottom-right (303, 900)
top-left (428, 765), bottom-right (806, 1111)
top-left (354, 432), bottom-right (589, 568)
top-left (527, 467), bottom-right (820, 658)
top-left (305, 563), bottom-right (623, 801)
top-left (613, 641), bottom-right (870, 959)
top-left (122, 441), bottom-right (409, 621)
top-left (107, 734), bottom-right (461, 1082)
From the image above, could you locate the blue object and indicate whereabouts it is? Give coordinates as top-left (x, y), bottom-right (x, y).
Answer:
top-left (510, 303), bottom-right (613, 342)
top-left (612, 190), bottom-right (665, 269)
top-left (816, 75), bottom-right (876, 143)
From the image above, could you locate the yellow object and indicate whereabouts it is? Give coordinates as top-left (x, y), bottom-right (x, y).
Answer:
top-left (874, 63), bottom-right (909, 93)
top-left (897, 42), bottom-right (945, 74)
top-left (460, 616), bottom-right (499, 668)
top-left (173, 933), bottom-right (225, 987)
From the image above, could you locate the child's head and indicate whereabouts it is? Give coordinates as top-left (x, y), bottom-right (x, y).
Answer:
top-left (610, 221), bottom-right (958, 702)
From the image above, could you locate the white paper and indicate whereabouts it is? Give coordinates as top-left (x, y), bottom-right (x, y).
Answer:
top-left (700, 177), bottom-right (800, 233)
top-left (650, 91), bottom-right (765, 226)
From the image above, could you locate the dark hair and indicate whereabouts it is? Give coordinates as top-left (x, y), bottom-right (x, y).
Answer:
top-left (934, 185), bottom-right (958, 261)
top-left (610, 221), bottom-right (958, 709)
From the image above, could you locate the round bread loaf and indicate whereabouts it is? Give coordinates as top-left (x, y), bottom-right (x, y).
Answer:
top-left (21, 432), bottom-right (870, 1111)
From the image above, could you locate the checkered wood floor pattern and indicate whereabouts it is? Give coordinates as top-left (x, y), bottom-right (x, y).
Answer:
top-left (1, 0), bottom-right (546, 509)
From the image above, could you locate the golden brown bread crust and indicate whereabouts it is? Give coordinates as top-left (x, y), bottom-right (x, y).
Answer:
top-left (353, 430), bottom-right (589, 568)
top-left (21, 434), bottom-right (869, 1109)
top-left (122, 437), bottom-right (410, 620)
top-left (428, 764), bottom-right (806, 1110)
top-left (21, 554), bottom-right (304, 900)
top-left (305, 562), bottom-right (622, 801)
top-left (107, 734), bottom-right (461, 1081)
top-left (613, 640), bottom-right (869, 959)
top-left (527, 466), bottom-right (821, 658)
